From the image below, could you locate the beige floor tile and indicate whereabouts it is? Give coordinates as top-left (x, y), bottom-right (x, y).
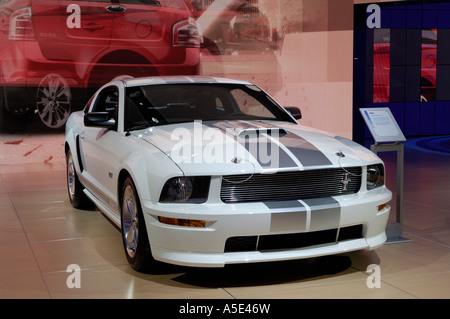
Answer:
top-left (0, 242), bottom-right (42, 278)
top-left (30, 236), bottom-right (126, 273)
top-left (0, 274), bottom-right (50, 299)
top-left (416, 231), bottom-right (450, 249)
top-left (8, 189), bottom-right (68, 206)
top-left (0, 180), bottom-right (7, 193)
top-left (0, 202), bottom-right (17, 219)
top-left (3, 172), bottom-right (66, 192)
top-left (13, 200), bottom-right (71, 221)
top-left (232, 279), bottom-right (417, 299)
top-left (43, 265), bottom-right (232, 299)
top-left (0, 192), bottom-right (12, 206)
top-left (0, 161), bottom-right (65, 174)
top-left (401, 205), bottom-right (450, 243)
top-left (380, 241), bottom-right (449, 277)
top-left (0, 208), bottom-right (28, 244)
top-left (21, 209), bottom-right (118, 242)
top-left (383, 271), bottom-right (450, 299)
top-left (347, 238), bottom-right (450, 276)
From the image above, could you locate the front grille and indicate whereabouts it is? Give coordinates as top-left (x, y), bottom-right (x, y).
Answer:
top-left (221, 167), bottom-right (362, 203)
top-left (224, 225), bottom-right (363, 253)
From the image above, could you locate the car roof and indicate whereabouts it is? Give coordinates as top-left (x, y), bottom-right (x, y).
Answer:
top-left (122, 76), bottom-right (253, 87)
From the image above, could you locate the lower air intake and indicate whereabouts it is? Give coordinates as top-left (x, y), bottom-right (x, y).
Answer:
top-left (224, 225), bottom-right (363, 253)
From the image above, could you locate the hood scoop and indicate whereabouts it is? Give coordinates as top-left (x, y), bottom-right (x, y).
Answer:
top-left (234, 127), bottom-right (288, 138)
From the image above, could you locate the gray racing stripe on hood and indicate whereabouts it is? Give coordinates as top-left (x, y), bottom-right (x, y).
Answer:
top-left (206, 121), bottom-right (298, 169)
top-left (209, 121), bottom-right (332, 168)
top-left (243, 121), bottom-right (332, 167)
top-left (278, 133), bottom-right (332, 167)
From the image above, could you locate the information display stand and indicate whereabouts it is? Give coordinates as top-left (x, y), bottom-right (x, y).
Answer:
top-left (360, 108), bottom-right (411, 244)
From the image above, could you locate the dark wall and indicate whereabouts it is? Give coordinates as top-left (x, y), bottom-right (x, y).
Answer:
top-left (353, 1), bottom-right (450, 145)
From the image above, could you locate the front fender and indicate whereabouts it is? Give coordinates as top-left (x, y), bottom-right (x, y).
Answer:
top-left (118, 138), bottom-right (184, 205)
top-left (64, 111), bottom-right (84, 173)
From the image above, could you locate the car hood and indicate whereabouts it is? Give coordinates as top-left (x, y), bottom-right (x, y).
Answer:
top-left (132, 120), bottom-right (381, 176)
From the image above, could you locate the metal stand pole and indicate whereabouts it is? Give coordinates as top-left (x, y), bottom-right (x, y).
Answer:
top-left (371, 142), bottom-right (411, 244)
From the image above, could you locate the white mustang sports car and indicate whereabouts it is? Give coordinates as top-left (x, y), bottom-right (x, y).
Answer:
top-left (65, 76), bottom-right (392, 272)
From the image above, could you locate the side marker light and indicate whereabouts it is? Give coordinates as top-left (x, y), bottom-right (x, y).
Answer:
top-left (158, 217), bottom-right (206, 228)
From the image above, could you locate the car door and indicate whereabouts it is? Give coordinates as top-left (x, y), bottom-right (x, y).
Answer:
top-left (80, 85), bottom-right (121, 212)
top-left (36, 0), bottom-right (113, 63)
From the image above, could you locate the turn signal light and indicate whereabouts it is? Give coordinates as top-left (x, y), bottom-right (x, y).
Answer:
top-left (378, 203), bottom-right (388, 211)
top-left (158, 217), bottom-right (206, 228)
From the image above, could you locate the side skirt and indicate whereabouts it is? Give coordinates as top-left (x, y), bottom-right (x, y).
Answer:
top-left (83, 188), bottom-right (121, 228)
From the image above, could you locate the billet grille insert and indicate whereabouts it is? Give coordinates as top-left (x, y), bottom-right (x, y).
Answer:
top-left (221, 167), bottom-right (362, 203)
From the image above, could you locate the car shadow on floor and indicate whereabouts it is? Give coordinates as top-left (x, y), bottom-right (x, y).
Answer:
top-left (161, 254), bottom-right (364, 289)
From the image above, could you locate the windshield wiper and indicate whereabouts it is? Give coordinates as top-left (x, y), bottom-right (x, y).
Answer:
top-left (125, 124), bottom-right (151, 135)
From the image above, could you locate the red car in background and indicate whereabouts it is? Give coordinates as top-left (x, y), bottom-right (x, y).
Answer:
top-left (373, 29), bottom-right (437, 103)
top-left (0, 0), bottom-right (201, 129)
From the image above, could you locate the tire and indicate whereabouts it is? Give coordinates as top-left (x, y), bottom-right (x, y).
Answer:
top-left (66, 149), bottom-right (90, 208)
top-left (121, 176), bottom-right (159, 272)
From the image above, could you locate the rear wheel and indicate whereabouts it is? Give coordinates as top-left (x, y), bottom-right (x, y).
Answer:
top-left (36, 73), bottom-right (72, 129)
top-left (121, 176), bottom-right (159, 272)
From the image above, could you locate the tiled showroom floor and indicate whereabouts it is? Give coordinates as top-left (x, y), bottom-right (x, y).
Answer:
top-left (0, 132), bottom-right (449, 299)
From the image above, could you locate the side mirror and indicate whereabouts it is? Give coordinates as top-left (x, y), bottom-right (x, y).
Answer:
top-left (285, 107), bottom-right (302, 120)
top-left (84, 112), bottom-right (116, 128)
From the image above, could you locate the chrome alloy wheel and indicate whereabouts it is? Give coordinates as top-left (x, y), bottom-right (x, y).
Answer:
top-left (122, 185), bottom-right (139, 259)
top-left (66, 149), bottom-right (89, 208)
top-left (36, 73), bottom-right (72, 128)
top-left (67, 151), bottom-right (76, 202)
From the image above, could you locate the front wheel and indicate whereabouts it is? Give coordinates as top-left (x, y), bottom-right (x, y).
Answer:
top-left (121, 176), bottom-right (159, 272)
top-left (66, 149), bottom-right (90, 208)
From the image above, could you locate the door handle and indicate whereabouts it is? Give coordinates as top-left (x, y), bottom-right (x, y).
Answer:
top-left (83, 23), bottom-right (105, 31)
top-left (80, 131), bottom-right (85, 140)
top-left (106, 5), bottom-right (127, 13)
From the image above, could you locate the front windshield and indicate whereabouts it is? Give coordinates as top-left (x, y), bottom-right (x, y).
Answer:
top-left (124, 83), bottom-right (294, 131)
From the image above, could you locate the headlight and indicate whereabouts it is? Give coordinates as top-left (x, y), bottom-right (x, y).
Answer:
top-left (159, 176), bottom-right (210, 203)
top-left (168, 177), bottom-right (193, 201)
top-left (367, 164), bottom-right (384, 189)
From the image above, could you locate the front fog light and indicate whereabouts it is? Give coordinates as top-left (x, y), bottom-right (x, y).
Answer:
top-left (367, 164), bottom-right (384, 189)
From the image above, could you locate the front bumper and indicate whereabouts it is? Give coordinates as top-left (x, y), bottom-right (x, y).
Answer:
top-left (142, 185), bottom-right (392, 267)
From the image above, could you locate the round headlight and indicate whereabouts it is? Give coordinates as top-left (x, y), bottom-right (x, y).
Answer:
top-left (167, 177), bottom-right (193, 202)
top-left (367, 165), bottom-right (384, 189)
